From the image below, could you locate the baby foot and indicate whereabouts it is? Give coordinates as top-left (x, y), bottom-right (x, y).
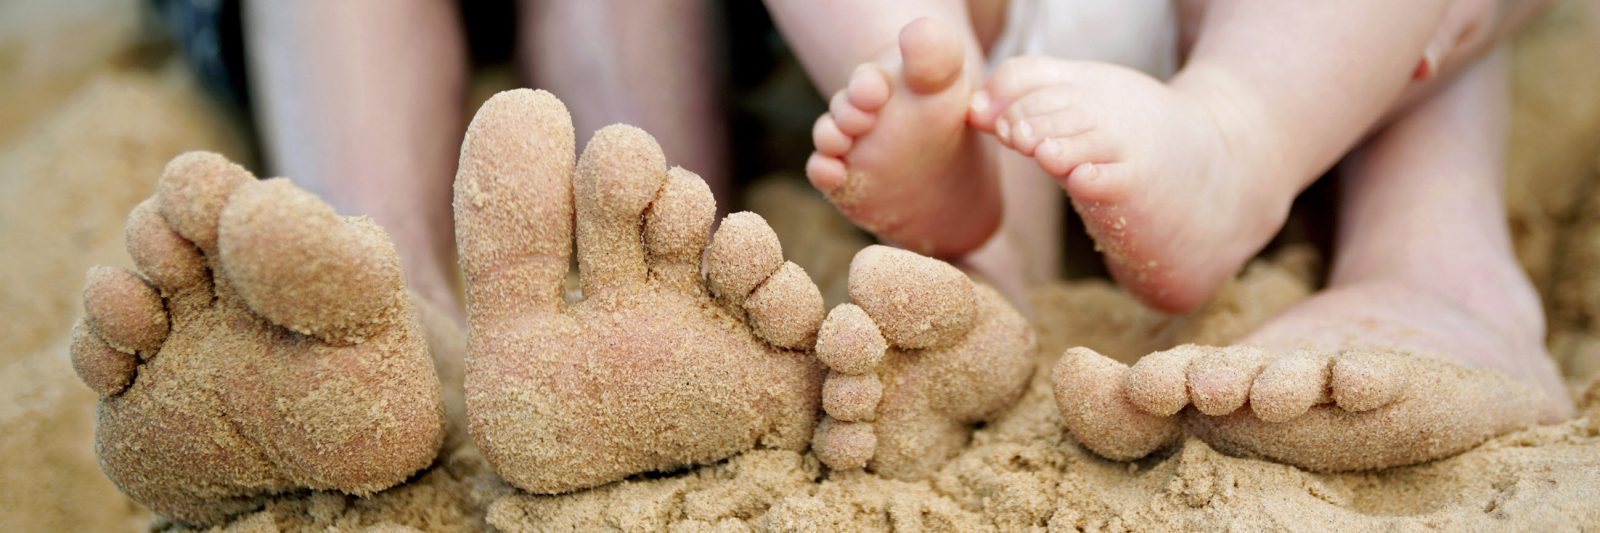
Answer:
top-left (1053, 280), bottom-right (1571, 471)
top-left (969, 57), bottom-right (1291, 312)
top-left (455, 89), bottom-right (826, 493)
top-left (70, 153), bottom-right (446, 525)
top-left (806, 17), bottom-right (999, 258)
top-left (811, 245), bottom-right (1035, 479)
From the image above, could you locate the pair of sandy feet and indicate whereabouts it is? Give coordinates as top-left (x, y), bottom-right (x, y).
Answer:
top-left (68, 90), bottom-right (1037, 526)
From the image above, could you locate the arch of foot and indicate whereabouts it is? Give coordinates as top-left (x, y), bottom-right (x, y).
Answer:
top-left (812, 245), bottom-right (1036, 478)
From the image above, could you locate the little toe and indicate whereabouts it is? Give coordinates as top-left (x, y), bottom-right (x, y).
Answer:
top-left (218, 179), bottom-right (406, 344)
top-left (805, 153), bottom-right (848, 194)
top-left (812, 115), bottom-right (854, 157)
top-left (1187, 346), bottom-right (1268, 416)
top-left (82, 266), bottom-right (168, 357)
top-left (1249, 351), bottom-right (1331, 423)
top-left (744, 261), bottom-right (826, 349)
top-left (705, 212), bottom-right (785, 307)
top-left (454, 89), bottom-right (576, 320)
top-left (70, 321), bottom-right (138, 397)
top-left (822, 371), bottom-right (883, 422)
top-left (813, 417), bottom-right (877, 471)
top-left (845, 63), bottom-right (893, 111)
top-left (847, 245), bottom-right (976, 350)
top-left (1330, 349), bottom-right (1406, 412)
top-left (897, 17), bottom-right (965, 94)
top-left (125, 198), bottom-right (208, 297)
top-left (155, 151), bottom-right (255, 253)
top-left (644, 167), bottom-right (715, 294)
top-left (1126, 344), bottom-right (1204, 417)
top-left (815, 304), bottom-right (889, 375)
top-left (575, 124), bottom-right (669, 298)
top-left (829, 91), bottom-right (877, 136)
top-left (1054, 347), bottom-right (1182, 461)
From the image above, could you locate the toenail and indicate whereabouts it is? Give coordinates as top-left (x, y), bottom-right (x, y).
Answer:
top-left (996, 119), bottom-right (1010, 142)
top-left (1039, 138), bottom-right (1060, 158)
top-left (970, 91), bottom-right (992, 117)
top-left (1015, 121), bottom-right (1033, 143)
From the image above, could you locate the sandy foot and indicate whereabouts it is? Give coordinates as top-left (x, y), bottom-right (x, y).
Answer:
top-left (71, 152), bottom-right (446, 525)
top-left (454, 89), bottom-right (828, 493)
top-left (968, 57), bottom-right (1290, 313)
top-left (1054, 277), bottom-right (1571, 471)
top-left (812, 245), bottom-right (1035, 478)
top-left (805, 17), bottom-right (1000, 258)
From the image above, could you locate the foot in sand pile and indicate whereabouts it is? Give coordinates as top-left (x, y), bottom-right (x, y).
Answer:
top-left (455, 89), bottom-right (827, 493)
top-left (1053, 280), bottom-right (1572, 471)
top-left (70, 153), bottom-right (446, 525)
top-left (811, 245), bottom-right (1035, 479)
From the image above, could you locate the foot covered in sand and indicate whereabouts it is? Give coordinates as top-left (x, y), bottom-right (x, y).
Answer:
top-left (806, 17), bottom-right (999, 258)
top-left (968, 57), bottom-right (1291, 313)
top-left (456, 89), bottom-right (827, 493)
top-left (1052, 279), bottom-right (1572, 471)
top-left (71, 153), bottom-right (446, 525)
top-left (812, 245), bottom-right (1035, 479)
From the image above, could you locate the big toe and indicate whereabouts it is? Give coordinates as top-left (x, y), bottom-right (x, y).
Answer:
top-left (847, 245), bottom-right (976, 349)
top-left (1054, 347), bottom-right (1182, 461)
top-left (898, 17), bottom-right (965, 93)
top-left (218, 178), bottom-right (407, 344)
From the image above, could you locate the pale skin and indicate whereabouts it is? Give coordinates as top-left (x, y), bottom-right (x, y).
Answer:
top-left (245, 0), bottom-right (729, 324)
top-left (769, 0), bottom-right (1570, 468)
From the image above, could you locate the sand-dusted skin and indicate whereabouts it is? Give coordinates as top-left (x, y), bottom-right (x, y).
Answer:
top-left (69, 153), bottom-right (447, 525)
top-left (454, 89), bottom-right (830, 493)
top-left (1054, 344), bottom-right (1560, 470)
top-left (812, 245), bottom-right (1036, 478)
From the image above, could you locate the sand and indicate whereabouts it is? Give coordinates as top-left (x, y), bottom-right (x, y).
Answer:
top-left (2, 1), bottom-right (1600, 531)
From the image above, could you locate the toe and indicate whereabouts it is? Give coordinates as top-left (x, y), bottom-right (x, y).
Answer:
top-left (219, 179), bottom-right (406, 344)
top-left (705, 212), bottom-right (785, 307)
top-left (980, 57), bottom-right (1088, 123)
top-left (71, 321), bottom-right (138, 397)
top-left (155, 151), bottom-right (255, 253)
top-left (812, 115), bottom-right (853, 157)
top-left (575, 124), bottom-right (669, 298)
top-left (1053, 347), bottom-right (1182, 461)
top-left (1033, 134), bottom-right (1119, 178)
top-left (897, 17), bottom-right (965, 93)
top-left (829, 91), bottom-right (877, 137)
top-left (822, 371), bottom-right (883, 422)
top-left (744, 261), bottom-right (826, 349)
top-left (847, 245), bottom-right (976, 350)
top-left (805, 153), bottom-right (848, 194)
top-left (1187, 346), bottom-right (1268, 416)
top-left (1330, 349), bottom-right (1406, 412)
top-left (813, 417), bottom-right (877, 471)
top-left (644, 167), bottom-right (715, 294)
top-left (455, 89), bottom-right (576, 320)
top-left (815, 304), bottom-right (888, 374)
top-left (125, 198), bottom-right (208, 297)
top-left (1006, 109), bottom-right (1091, 157)
top-left (1249, 351), bottom-right (1331, 423)
top-left (1126, 344), bottom-right (1204, 416)
top-left (82, 266), bottom-right (167, 357)
top-left (845, 63), bottom-right (893, 111)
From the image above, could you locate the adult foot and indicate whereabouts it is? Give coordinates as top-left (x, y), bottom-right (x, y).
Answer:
top-left (969, 57), bottom-right (1291, 312)
top-left (812, 245), bottom-right (1034, 479)
top-left (805, 17), bottom-right (999, 258)
top-left (70, 153), bottom-right (446, 525)
top-left (455, 90), bottom-right (827, 493)
top-left (1053, 279), bottom-right (1571, 471)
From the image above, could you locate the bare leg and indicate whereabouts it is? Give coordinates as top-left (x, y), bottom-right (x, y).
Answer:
top-left (520, 0), bottom-right (730, 204)
top-left (244, 0), bottom-right (467, 321)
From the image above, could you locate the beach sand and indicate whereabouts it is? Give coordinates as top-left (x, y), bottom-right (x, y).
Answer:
top-left (3, 1), bottom-right (1600, 531)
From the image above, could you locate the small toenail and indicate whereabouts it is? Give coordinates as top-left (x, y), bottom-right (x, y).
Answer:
top-left (970, 91), bottom-right (992, 116)
top-left (1015, 121), bottom-right (1033, 142)
top-left (996, 119), bottom-right (1010, 142)
top-left (1039, 138), bottom-right (1060, 157)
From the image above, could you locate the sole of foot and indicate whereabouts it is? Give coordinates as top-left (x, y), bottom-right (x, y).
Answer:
top-left (811, 245), bottom-right (1035, 478)
top-left (968, 57), bottom-right (1290, 313)
top-left (1052, 281), bottom-right (1571, 471)
top-left (456, 89), bottom-right (828, 493)
top-left (70, 153), bottom-right (446, 526)
top-left (806, 17), bottom-right (1000, 258)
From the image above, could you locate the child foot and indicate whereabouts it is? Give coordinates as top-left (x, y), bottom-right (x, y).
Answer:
top-left (969, 58), bottom-right (1290, 312)
top-left (455, 90), bottom-right (827, 493)
top-left (1053, 279), bottom-right (1572, 470)
top-left (811, 245), bottom-right (1035, 478)
top-left (70, 153), bottom-right (446, 525)
top-left (806, 17), bottom-right (1000, 258)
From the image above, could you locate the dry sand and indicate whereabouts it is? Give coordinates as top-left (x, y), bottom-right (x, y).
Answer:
top-left (2, 1), bottom-right (1599, 531)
